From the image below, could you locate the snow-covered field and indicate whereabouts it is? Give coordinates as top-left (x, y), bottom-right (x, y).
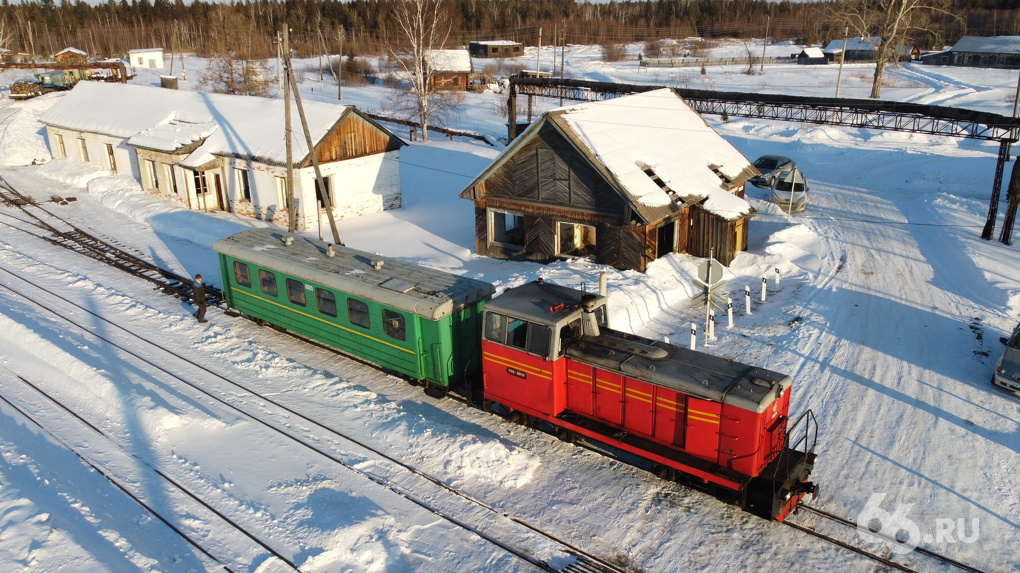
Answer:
top-left (0, 39), bottom-right (1018, 572)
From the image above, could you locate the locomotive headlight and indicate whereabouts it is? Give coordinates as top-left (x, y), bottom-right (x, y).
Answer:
top-left (784, 491), bottom-right (792, 501)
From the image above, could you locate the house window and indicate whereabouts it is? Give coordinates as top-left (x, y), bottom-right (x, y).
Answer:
top-left (194, 170), bottom-right (209, 196)
top-left (144, 159), bottom-right (159, 190)
top-left (316, 288), bottom-right (337, 317)
top-left (164, 164), bottom-right (179, 195)
top-left (258, 269), bottom-right (278, 297)
top-left (105, 143), bottom-right (117, 171)
top-left (78, 138), bottom-right (89, 162)
top-left (286, 278), bottom-right (307, 306)
top-left (315, 175), bottom-right (331, 209)
top-left (348, 298), bottom-right (370, 329)
top-left (557, 222), bottom-right (596, 257)
top-left (490, 210), bottom-right (525, 248)
top-left (276, 176), bottom-right (291, 208)
top-left (55, 134), bottom-right (66, 157)
top-left (235, 168), bottom-right (251, 201)
top-left (233, 261), bottom-right (251, 287)
top-left (383, 309), bottom-right (406, 341)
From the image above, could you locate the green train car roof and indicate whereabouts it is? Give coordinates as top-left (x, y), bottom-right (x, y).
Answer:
top-left (213, 228), bottom-right (495, 321)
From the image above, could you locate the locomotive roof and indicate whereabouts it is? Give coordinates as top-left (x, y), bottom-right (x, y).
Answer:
top-left (213, 228), bottom-right (495, 321)
top-left (483, 280), bottom-right (608, 327)
top-left (567, 330), bottom-right (790, 412)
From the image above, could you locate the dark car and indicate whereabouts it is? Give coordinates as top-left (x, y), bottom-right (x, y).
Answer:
top-left (750, 155), bottom-right (796, 188)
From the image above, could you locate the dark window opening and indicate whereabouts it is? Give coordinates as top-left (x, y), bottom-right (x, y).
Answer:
top-left (316, 288), bottom-right (337, 317)
top-left (383, 309), bottom-right (406, 341)
top-left (348, 298), bottom-right (370, 329)
top-left (506, 318), bottom-right (528, 349)
top-left (233, 261), bottom-right (251, 287)
top-left (259, 269), bottom-right (278, 297)
top-left (527, 325), bottom-right (552, 356)
top-left (492, 211), bottom-right (525, 247)
top-left (286, 278), bottom-right (306, 306)
top-left (484, 312), bottom-right (506, 342)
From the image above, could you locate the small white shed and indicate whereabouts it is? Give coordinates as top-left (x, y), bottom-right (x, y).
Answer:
top-left (128, 48), bottom-right (165, 69)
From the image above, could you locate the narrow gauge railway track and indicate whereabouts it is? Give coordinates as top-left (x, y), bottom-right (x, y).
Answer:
top-left (0, 375), bottom-right (295, 573)
top-left (786, 505), bottom-right (987, 573)
top-left (0, 265), bottom-right (630, 573)
top-left (0, 176), bottom-right (222, 305)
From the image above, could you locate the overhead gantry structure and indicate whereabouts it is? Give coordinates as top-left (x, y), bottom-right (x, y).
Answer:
top-left (508, 77), bottom-right (1020, 244)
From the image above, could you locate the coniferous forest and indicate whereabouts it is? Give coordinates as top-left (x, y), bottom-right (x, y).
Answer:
top-left (1, 0), bottom-right (1017, 61)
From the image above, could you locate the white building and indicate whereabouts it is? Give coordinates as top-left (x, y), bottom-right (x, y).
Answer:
top-left (38, 83), bottom-right (406, 230)
top-left (128, 48), bottom-right (165, 69)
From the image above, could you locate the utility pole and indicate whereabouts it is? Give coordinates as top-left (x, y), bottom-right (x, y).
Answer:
top-left (835, 27), bottom-right (848, 98)
top-left (283, 27), bottom-right (295, 234)
top-left (286, 51), bottom-right (343, 246)
top-left (536, 27), bottom-right (542, 74)
top-left (760, 16), bottom-right (769, 73)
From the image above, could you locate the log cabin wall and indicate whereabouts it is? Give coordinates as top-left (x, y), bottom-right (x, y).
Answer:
top-left (688, 206), bottom-right (742, 265)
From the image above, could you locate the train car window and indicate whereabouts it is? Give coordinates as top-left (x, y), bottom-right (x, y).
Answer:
top-left (348, 298), bottom-right (370, 329)
top-left (528, 325), bottom-right (552, 356)
top-left (595, 305), bottom-right (608, 326)
top-left (484, 313), bottom-right (506, 342)
top-left (233, 261), bottom-right (251, 287)
top-left (383, 309), bottom-right (406, 341)
top-left (259, 270), bottom-right (278, 297)
top-left (286, 279), bottom-right (306, 306)
top-left (316, 288), bottom-right (337, 317)
top-left (507, 319), bottom-right (528, 350)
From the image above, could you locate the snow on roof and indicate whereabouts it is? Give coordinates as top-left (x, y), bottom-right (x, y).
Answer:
top-left (426, 49), bottom-right (472, 73)
top-left (57, 47), bottom-right (88, 56)
top-left (39, 82), bottom-right (353, 167)
top-left (128, 48), bottom-right (163, 54)
top-left (472, 40), bottom-right (521, 46)
top-left (556, 88), bottom-right (751, 220)
top-left (800, 47), bottom-right (825, 58)
top-left (949, 36), bottom-right (1020, 54)
top-left (823, 37), bottom-right (880, 52)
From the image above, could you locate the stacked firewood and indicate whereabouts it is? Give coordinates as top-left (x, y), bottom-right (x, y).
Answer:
top-left (9, 80), bottom-right (46, 99)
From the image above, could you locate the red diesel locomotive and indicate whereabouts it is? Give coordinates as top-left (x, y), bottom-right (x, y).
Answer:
top-left (481, 280), bottom-right (818, 521)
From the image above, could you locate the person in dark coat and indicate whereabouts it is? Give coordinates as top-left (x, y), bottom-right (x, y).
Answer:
top-left (192, 274), bottom-right (208, 323)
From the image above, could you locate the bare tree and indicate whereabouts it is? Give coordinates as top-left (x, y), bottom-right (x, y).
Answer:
top-left (743, 42), bottom-right (759, 75)
top-left (200, 6), bottom-right (270, 97)
top-left (830, 0), bottom-right (957, 98)
top-left (389, 0), bottom-right (451, 142)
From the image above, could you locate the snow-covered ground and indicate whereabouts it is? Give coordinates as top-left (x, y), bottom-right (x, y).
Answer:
top-left (0, 39), bottom-right (1018, 572)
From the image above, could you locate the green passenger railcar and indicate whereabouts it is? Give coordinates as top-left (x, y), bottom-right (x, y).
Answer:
top-left (213, 228), bottom-right (495, 390)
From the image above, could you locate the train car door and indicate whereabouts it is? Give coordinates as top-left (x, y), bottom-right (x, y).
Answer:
top-left (482, 312), bottom-right (560, 416)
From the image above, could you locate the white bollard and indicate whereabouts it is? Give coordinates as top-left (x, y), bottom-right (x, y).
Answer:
top-left (727, 297), bottom-right (734, 328)
top-left (745, 285), bottom-right (752, 314)
top-left (761, 276), bottom-right (767, 302)
top-left (775, 267), bottom-right (781, 287)
top-left (690, 323), bottom-right (697, 351)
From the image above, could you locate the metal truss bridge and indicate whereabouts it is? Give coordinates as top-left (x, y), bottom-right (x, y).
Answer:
top-left (508, 77), bottom-right (1020, 243)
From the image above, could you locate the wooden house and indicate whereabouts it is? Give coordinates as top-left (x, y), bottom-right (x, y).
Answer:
top-left (54, 47), bottom-right (88, 64)
top-left (38, 83), bottom-right (406, 231)
top-left (425, 49), bottom-right (472, 91)
top-left (459, 89), bottom-right (757, 271)
top-left (128, 48), bottom-right (165, 69)
top-left (921, 36), bottom-right (1020, 69)
top-left (797, 48), bottom-right (827, 65)
top-left (469, 41), bottom-right (524, 58)
top-left (822, 37), bottom-right (880, 61)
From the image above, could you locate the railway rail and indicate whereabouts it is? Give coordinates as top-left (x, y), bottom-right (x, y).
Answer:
top-left (0, 245), bottom-right (627, 572)
top-left (0, 375), bottom-right (294, 572)
top-left (786, 504), bottom-right (988, 573)
top-left (0, 176), bottom-right (995, 573)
